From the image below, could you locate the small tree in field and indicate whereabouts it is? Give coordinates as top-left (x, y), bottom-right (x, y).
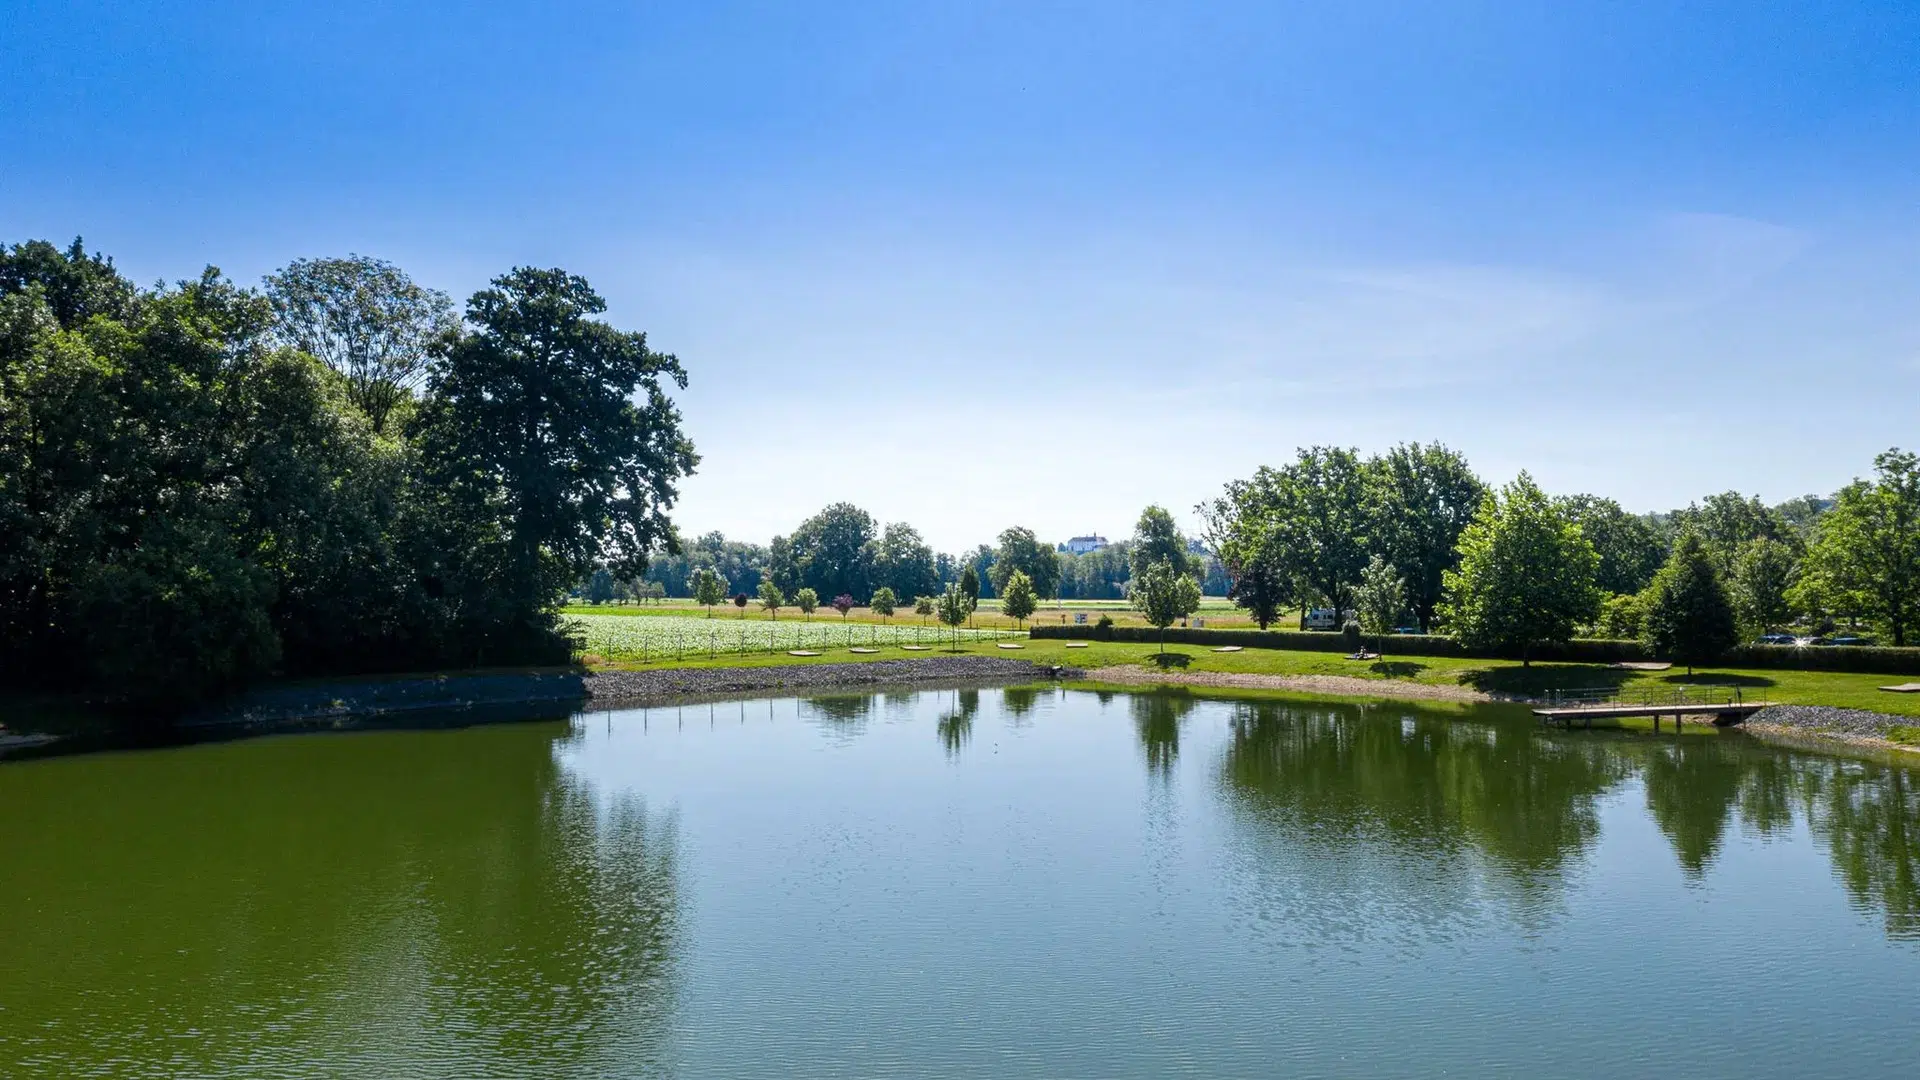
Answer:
top-left (937, 583), bottom-right (972, 651)
top-left (1001, 570), bottom-right (1037, 629)
top-left (960, 565), bottom-right (981, 627)
top-left (870, 587), bottom-right (897, 622)
top-left (1131, 559), bottom-right (1201, 654)
top-left (1644, 531), bottom-right (1739, 675)
top-left (691, 567), bottom-right (727, 617)
top-left (758, 581), bottom-right (784, 620)
top-left (795, 587), bottom-right (819, 620)
top-left (732, 592), bottom-right (750, 617)
top-left (1353, 554), bottom-right (1406, 657)
top-left (832, 593), bottom-right (854, 619)
top-left (915, 594), bottom-right (936, 625)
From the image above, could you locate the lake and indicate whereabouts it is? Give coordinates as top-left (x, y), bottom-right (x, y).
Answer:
top-left (2, 687), bottom-right (1917, 1078)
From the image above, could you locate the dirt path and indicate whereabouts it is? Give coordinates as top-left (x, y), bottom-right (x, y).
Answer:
top-left (1082, 666), bottom-right (1490, 704)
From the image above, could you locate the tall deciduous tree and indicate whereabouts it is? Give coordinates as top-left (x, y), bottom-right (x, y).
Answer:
top-left (1130, 559), bottom-right (1201, 654)
top-left (1224, 447), bottom-right (1370, 621)
top-left (1556, 494), bottom-right (1667, 596)
top-left (1128, 505), bottom-right (1191, 580)
top-left (1678, 492), bottom-right (1790, 578)
top-left (1730, 536), bottom-right (1796, 635)
top-left (417, 267), bottom-right (696, 625)
top-left (785, 502), bottom-right (876, 602)
top-left (1441, 473), bottom-right (1601, 666)
top-left (265, 255), bottom-right (457, 432)
top-left (1644, 531), bottom-right (1739, 673)
top-left (1366, 442), bottom-right (1485, 631)
top-left (866, 521), bottom-right (940, 603)
top-left (1200, 481), bottom-right (1291, 629)
top-left (1000, 570), bottom-right (1037, 629)
top-left (991, 526), bottom-right (1061, 599)
top-left (1793, 450), bottom-right (1920, 645)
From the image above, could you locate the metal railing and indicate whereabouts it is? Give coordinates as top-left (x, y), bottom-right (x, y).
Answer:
top-left (1545, 684), bottom-right (1743, 708)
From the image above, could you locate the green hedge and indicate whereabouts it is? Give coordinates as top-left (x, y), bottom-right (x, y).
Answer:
top-left (1722, 643), bottom-right (1920, 676)
top-left (1029, 624), bottom-right (1920, 674)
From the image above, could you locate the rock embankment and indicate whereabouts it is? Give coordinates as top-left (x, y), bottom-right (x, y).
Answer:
top-left (586, 656), bottom-right (1074, 704)
top-left (1748, 704), bottom-right (1916, 740)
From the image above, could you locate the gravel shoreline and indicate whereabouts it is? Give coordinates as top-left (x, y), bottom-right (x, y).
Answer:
top-left (1751, 703), bottom-right (1912, 753)
top-left (586, 657), bottom-right (1077, 705)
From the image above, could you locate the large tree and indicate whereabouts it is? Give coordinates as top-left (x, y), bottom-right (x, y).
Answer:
top-left (1203, 447), bottom-right (1369, 622)
top-left (1128, 505), bottom-right (1191, 580)
top-left (991, 526), bottom-right (1061, 599)
top-left (1366, 442), bottom-right (1485, 631)
top-left (784, 502), bottom-right (877, 602)
top-left (416, 267), bottom-right (697, 623)
top-left (1441, 473), bottom-right (1601, 665)
top-left (1793, 449), bottom-right (1920, 645)
top-left (1730, 536), bottom-right (1796, 636)
top-left (265, 255), bottom-right (457, 433)
top-left (866, 521), bottom-right (939, 603)
top-left (1556, 494), bottom-right (1667, 596)
top-left (1678, 491), bottom-right (1790, 578)
top-left (1643, 531), bottom-right (1739, 673)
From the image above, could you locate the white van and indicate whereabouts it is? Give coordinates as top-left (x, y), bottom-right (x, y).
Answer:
top-left (1302, 608), bottom-right (1339, 631)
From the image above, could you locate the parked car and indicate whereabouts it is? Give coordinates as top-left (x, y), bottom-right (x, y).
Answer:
top-left (1824, 634), bottom-right (1876, 647)
top-left (1755, 633), bottom-right (1798, 646)
top-left (1393, 626), bottom-right (1422, 635)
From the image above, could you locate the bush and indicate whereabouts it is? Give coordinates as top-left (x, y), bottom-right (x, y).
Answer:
top-left (1093, 614), bottom-right (1115, 640)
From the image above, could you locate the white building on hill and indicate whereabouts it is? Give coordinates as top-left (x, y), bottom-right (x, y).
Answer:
top-left (1063, 534), bottom-right (1108, 555)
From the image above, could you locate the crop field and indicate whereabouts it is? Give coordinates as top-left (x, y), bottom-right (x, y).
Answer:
top-left (567, 614), bottom-right (1022, 661)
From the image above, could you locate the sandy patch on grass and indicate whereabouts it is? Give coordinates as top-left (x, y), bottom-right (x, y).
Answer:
top-left (1083, 666), bottom-right (1489, 704)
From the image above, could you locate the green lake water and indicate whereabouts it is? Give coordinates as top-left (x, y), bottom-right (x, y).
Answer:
top-left (3, 687), bottom-right (1917, 1078)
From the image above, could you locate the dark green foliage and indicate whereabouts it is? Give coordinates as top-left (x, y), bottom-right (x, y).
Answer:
top-left (416, 267), bottom-right (695, 615)
top-left (1557, 494), bottom-right (1667, 595)
top-left (1058, 543), bottom-right (1132, 600)
top-left (778, 503), bottom-right (877, 603)
top-left (0, 241), bottom-right (693, 704)
top-left (990, 526), bottom-right (1060, 599)
top-left (1643, 532), bottom-right (1740, 672)
top-left (1367, 442), bottom-right (1485, 631)
top-left (1442, 473), bottom-right (1601, 665)
top-left (1128, 506), bottom-right (1190, 579)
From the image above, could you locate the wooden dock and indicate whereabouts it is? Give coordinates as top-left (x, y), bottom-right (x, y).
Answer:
top-left (1532, 687), bottom-right (1773, 731)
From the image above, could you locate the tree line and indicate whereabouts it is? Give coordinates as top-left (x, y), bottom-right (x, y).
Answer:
top-left (1202, 443), bottom-right (1919, 660)
top-left (1, 239), bottom-right (695, 702)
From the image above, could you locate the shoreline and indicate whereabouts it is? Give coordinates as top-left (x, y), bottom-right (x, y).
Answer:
top-left (1079, 665), bottom-right (1494, 704)
top-left (6, 655), bottom-right (1918, 764)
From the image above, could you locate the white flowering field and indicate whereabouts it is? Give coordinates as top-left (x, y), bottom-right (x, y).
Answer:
top-left (567, 614), bottom-right (1019, 661)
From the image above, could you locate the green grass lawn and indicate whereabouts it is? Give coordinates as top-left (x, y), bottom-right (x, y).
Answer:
top-left (584, 637), bottom-right (1920, 717)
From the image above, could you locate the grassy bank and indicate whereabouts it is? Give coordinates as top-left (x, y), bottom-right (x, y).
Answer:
top-left (583, 637), bottom-right (1920, 717)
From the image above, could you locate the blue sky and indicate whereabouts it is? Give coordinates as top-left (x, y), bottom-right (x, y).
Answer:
top-left (5, 1), bottom-right (1917, 551)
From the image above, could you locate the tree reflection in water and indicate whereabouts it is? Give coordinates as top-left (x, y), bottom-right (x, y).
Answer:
top-left (1132, 692), bottom-right (1198, 778)
top-left (0, 721), bottom-right (683, 1078)
top-left (937, 689), bottom-right (979, 759)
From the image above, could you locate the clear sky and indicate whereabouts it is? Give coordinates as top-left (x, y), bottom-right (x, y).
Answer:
top-left (5, 1), bottom-right (1917, 552)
